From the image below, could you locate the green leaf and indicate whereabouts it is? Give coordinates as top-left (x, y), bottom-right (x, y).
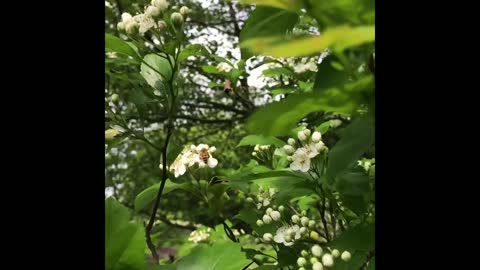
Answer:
top-left (105, 33), bottom-right (140, 60)
top-left (262, 67), bottom-right (295, 78)
top-left (202, 65), bottom-right (223, 74)
top-left (307, 0), bottom-right (375, 29)
top-left (134, 180), bottom-right (184, 212)
top-left (140, 54), bottom-right (173, 89)
top-left (367, 258), bottom-right (375, 270)
top-left (167, 142), bottom-right (183, 165)
top-left (329, 223), bottom-right (375, 252)
top-left (246, 90), bottom-right (357, 136)
top-left (237, 135), bottom-right (285, 147)
top-left (240, 0), bottom-right (303, 13)
top-left (314, 55), bottom-right (349, 92)
top-left (240, 6), bottom-right (298, 59)
top-left (271, 88), bottom-right (295, 96)
top-left (241, 25), bottom-right (375, 57)
top-left (316, 122), bottom-right (331, 134)
top-left (174, 241), bottom-right (251, 270)
top-left (129, 90), bottom-right (147, 119)
top-left (178, 44), bottom-right (210, 62)
top-left (326, 116), bottom-right (374, 179)
top-left (277, 246), bottom-right (298, 267)
top-left (208, 82), bottom-right (224, 88)
top-left (105, 198), bottom-right (146, 270)
top-left (336, 171), bottom-right (370, 196)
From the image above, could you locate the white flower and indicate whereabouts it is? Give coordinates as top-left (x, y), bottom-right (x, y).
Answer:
top-left (263, 233), bottom-right (273, 242)
top-left (270, 211), bottom-right (281, 221)
top-left (304, 143), bottom-right (319, 158)
top-left (290, 148), bottom-right (311, 172)
top-left (195, 144), bottom-right (218, 168)
top-left (133, 14), bottom-right (156, 35)
top-left (297, 130), bottom-right (307, 141)
top-left (170, 157), bottom-right (186, 177)
top-left (152, 0), bottom-right (169, 10)
top-left (311, 245), bottom-right (323, 257)
top-left (312, 262), bottom-right (324, 270)
top-left (322, 254), bottom-right (334, 267)
top-left (332, 249), bottom-right (340, 258)
top-left (341, 251), bottom-right (351, 261)
top-left (297, 257), bottom-right (307, 267)
top-left (288, 138), bottom-right (296, 146)
top-left (283, 145), bottom-right (295, 154)
top-left (145, 5), bottom-right (160, 18)
top-left (274, 225), bottom-right (301, 246)
top-left (216, 62), bottom-right (232, 72)
top-left (312, 131), bottom-right (322, 142)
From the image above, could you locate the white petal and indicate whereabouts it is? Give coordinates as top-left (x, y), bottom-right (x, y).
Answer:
top-left (209, 146), bottom-right (216, 153)
top-left (208, 158), bottom-right (218, 168)
top-left (284, 242), bottom-right (294, 246)
top-left (290, 162), bottom-right (301, 171)
top-left (178, 164), bottom-right (186, 176)
top-left (263, 198), bottom-right (270, 206)
top-left (273, 234), bottom-right (284, 243)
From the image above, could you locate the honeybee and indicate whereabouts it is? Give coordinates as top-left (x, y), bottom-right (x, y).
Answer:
top-left (198, 148), bottom-right (210, 164)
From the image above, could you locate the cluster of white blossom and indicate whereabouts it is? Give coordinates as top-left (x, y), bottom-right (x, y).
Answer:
top-left (296, 245), bottom-right (352, 270)
top-left (117, 0), bottom-right (190, 36)
top-left (167, 144), bottom-right (218, 177)
top-left (285, 57), bottom-right (319, 74)
top-left (245, 187), bottom-right (276, 210)
top-left (252, 144), bottom-right (271, 158)
top-left (188, 227), bottom-right (211, 243)
top-left (283, 127), bottom-right (326, 172)
top-left (357, 158), bottom-right (375, 172)
top-left (216, 62), bottom-right (233, 73)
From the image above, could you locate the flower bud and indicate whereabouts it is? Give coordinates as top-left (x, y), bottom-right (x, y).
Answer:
top-left (299, 227), bottom-right (307, 235)
top-left (170, 12), bottom-right (184, 27)
top-left (341, 251), bottom-right (351, 261)
top-left (291, 215), bottom-right (300, 223)
top-left (157, 20), bottom-right (167, 30)
top-left (270, 211), bottom-right (281, 221)
top-left (180, 6), bottom-right (190, 16)
top-left (301, 250), bottom-right (309, 257)
top-left (297, 130), bottom-right (307, 141)
top-left (303, 128), bottom-right (311, 136)
top-left (315, 141), bottom-right (325, 151)
top-left (125, 21), bottom-right (139, 35)
top-left (278, 205), bottom-right (285, 212)
top-left (145, 5), bottom-right (160, 18)
top-left (121, 13), bottom-right (132, 22)
top-left (312, 262), bottom-right (324, 270)
top-left (266, 207), bottom-right (273, 215)
top-left (311, 245), bottom-right (323, 257)
top-left (310, 231), bottom-right (320, 240)
top-left (301, 216), bottom-right (310, 226)
top-left (308, 220), bottom-right (316, 229)
top-left (262, 215), bottom-right (272, 224)
top-left (310, 257), bottom-right (319, 264)
top-left (312, 131), bottom-right (322, 142)
top-left (111, 94), bottom-right (119, 101)
top-left (263, 233), bottom-right (273, 242)
top-left (105, 129), bottom-right (118, 139)
top-left (209, 146), bottom-right (216, 153)
top-left (288, 138), bottom-right (296, 145)
top-left (297, 257), bottom-right (307, 267)
top-left (152, 0), bottom-right (169, 10)
top-left (283, 145), bottom-right (295, 154)
top-left (117, 22), bottom-right (125, 31)
top-left (322, 254), bottom-right (334, 267)
top-left (254, 145), bottom-right (260, 151)
top-left (331, 249), bottom-right (340, 258)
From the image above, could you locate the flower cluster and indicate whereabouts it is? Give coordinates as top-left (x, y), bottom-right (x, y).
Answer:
top-left (288, 57), bottom-right (319, 74)
top-left (296, 245), bottom-right (352, 270)
top-left (245, 186), bottom-right (277, 210)
top-left (188, 227), bottom-right (211, 243)
top-left (117, 0), bottom-right (190, 36)
top-left (216, 62), bottom-right (232, 73)
top-left (283, 128), bottom-right (326, 172)
top-left (168, 144), bottom-right (218, 177)
top-left (252, 144), bottom-right (271, 158)
top-left (358, 158), bottom-right (375, 172)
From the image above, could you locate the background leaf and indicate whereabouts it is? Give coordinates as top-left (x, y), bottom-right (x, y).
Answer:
top-left (237, 135), bottom-right (285, 147)
top-left (140, 54), bottom-right (173, 89)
